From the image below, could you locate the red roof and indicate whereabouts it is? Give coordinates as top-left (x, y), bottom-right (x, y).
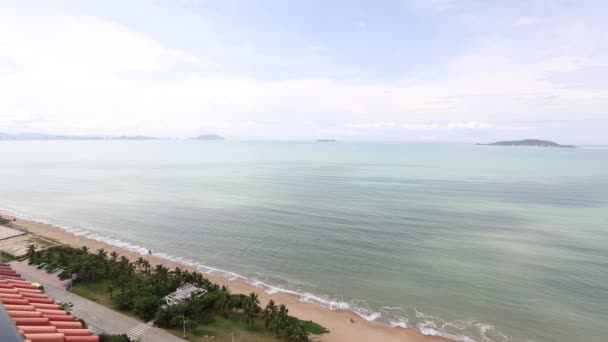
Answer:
top-left (0, 263), bottom-right (99, 342)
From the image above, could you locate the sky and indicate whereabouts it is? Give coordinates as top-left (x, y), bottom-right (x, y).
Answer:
top-left (0, 0), bottom-right (607, 143)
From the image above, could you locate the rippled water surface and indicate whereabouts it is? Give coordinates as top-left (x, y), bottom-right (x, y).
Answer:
top-left (1, 141), bottom-right (607, 342)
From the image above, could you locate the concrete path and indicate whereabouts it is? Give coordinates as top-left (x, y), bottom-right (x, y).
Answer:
top-left (0, 225), bottom-right (26, 240)
top-left (9, 261), bottom-right (185, 342)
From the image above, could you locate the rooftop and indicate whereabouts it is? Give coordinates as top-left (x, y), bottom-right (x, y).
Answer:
top-left (0, 262), bottom-right (99, 342)
top-left (163, 283), bottom-right (207, 305)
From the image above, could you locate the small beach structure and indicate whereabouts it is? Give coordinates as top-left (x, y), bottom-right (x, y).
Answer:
top-left (163, 283), bottom-right (207, 306)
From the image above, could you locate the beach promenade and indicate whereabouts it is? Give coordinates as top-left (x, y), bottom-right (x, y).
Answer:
top-left (9, 260), bottom-right (186, 342)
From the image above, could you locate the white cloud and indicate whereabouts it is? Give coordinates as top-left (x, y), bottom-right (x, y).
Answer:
top-left (0, 5), bottom-right (606, 142)
top-left (446, 121), bottom-right (490, 129)
top-left (347, 121), bottom-right (530, 132)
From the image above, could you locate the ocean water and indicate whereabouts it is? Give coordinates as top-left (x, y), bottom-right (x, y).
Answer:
top-left (0, 141), bottom-right (606, 342)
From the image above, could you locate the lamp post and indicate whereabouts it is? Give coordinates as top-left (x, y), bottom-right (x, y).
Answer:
top-left (147, 249), bottom-right (152, 275)
top-left (68, 273), bottom-right (76, 291)
top-left (182, 314), bottom-right (186, 338)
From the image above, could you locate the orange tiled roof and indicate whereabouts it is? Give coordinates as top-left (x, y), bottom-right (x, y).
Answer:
top-left (0, 262), bottom-right (99, 342)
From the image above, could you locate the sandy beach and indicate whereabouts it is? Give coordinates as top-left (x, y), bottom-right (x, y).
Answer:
top-left (0, 210), bottom-right (450, 342)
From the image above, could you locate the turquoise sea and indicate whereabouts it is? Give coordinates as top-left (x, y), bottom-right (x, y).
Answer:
top-left (0, 141), bottom-right (606, 342)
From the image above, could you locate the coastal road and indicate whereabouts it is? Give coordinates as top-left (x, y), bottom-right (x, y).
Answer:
top-left (9, 261), bottom-right (186, 342)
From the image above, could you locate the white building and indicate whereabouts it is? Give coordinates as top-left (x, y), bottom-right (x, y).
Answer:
top-left (163, 283), bottom-right (208, 306)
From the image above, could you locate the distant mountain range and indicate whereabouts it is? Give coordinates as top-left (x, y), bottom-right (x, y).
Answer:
top-left (0, 132), bottom-right (165, 140)
top-left (477, 139), bottom-right (576, 148)
top-left (0, 132), bottom-right (224, 141)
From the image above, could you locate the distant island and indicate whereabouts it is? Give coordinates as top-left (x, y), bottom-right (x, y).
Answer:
top-left (477, 139), bottom-right (576, 148)
top-left (0, 132), bottom-right (104, 140)
top-left (316, 139), bottom-right (336, 142)
top-left (190, 134), bottom-right (225, 140)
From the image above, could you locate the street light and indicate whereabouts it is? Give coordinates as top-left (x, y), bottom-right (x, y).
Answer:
top-left (68, 273), bottom-right (76, 291)
top-left (147, 250), bottom-right (152, 275)
top-left (182, 314), bottom-right (186, 338)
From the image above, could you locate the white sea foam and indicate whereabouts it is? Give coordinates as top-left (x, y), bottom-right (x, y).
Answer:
top-left (417, 325), bottom-right (478, 342)
top-left (389, 320), bottom-right (409, 328)
top-left (0, 207), bottom-right (486, 342)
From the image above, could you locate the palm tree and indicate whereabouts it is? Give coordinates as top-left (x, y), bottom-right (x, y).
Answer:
top-left (96, 248), bottom-right (108, 260)
top-left (172, 267), bottom-right (183, 277)
top-left (117, 256), bottom-right (134, 277)
top-left (191, 272), bottom-right (204, 286)
top-left (134, 257), bottom-right (145, 273)
top-left (273, 304), bottom-right (289, 333)
top-left (152, 264), bottom-right (170, 290)
top-left (141, 259), bottom-right (150, 274)
top-left (26, 244), bottom-right (37, 258)
top-left (216, 291), bottom-right (231, 315)
top-left (262, 299), bottom-right (277, 329)
top-left (242, 292), bottom-right (261, 326)
top-left (153, 264), bottom-right (169, 277)
top-left (249, 292), bottom-right (260, 307)
top-left (287, 323), bottom-right (309, 342)
top-left (171, 267), bottom-right (184, 288)
top-left (106, 285), bottom-right (115, 299)
top-left (109, 251), bottom-right (119, 262)
top-left (243, 301), bottom-right (257, 326)
top-left (278, 304), bottom-right (288, 317)
top-left (119, 256), bottom-right (130, 266)
top-left (127, 262), bottom-right (136, 275)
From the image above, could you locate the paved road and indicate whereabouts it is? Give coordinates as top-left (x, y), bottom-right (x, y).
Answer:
top-left (10, 261), bottom-right (185, 342)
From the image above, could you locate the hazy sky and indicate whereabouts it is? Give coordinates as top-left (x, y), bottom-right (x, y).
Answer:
top-left (1, 0), bottom-right (607, 142)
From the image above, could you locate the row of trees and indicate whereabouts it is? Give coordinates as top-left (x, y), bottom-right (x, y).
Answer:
top-left (27, 245), bottom-right (326, 341)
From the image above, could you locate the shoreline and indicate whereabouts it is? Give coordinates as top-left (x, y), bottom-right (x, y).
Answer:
top-left (0, 210), bottom-right (453, 342)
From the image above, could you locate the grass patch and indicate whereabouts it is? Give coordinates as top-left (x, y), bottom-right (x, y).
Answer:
top-left (293, 318), bottom-right (329, 335)
top-left (0, 251), bottom-right (16, 262)
top-left (71, 280), bottom-right (147, 321)
top-left (71, 280), bottom-right (116, 308)
top-left (167, 314), bottom-right (280, 342)
top-left (27, 235), bottom-right (61, 248)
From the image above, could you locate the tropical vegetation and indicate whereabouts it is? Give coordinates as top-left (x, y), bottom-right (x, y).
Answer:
top-left (27, 244), bottom-right (327, 341)
top-left (98, 333), bottom-right (133, 342)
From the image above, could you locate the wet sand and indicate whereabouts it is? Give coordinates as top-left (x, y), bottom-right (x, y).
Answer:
top-left (0, 211), bottom-right (451, 342)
